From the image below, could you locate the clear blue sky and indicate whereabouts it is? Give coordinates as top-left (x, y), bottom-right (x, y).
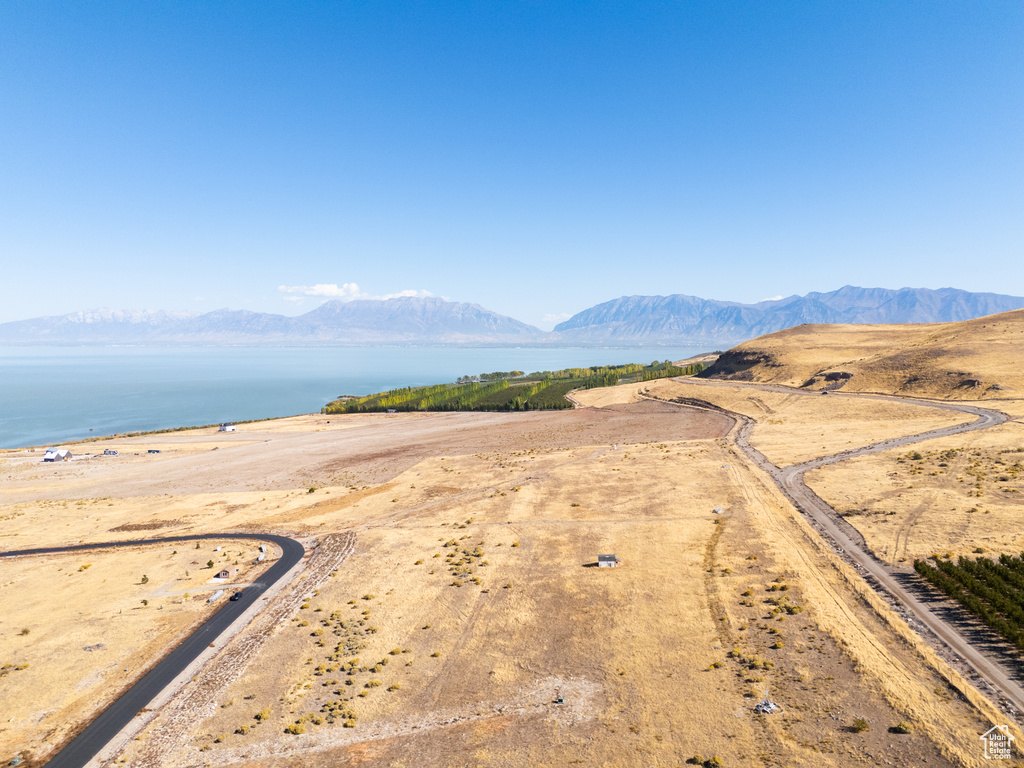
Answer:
top-left (1, 2), bottom-right (1021, 327)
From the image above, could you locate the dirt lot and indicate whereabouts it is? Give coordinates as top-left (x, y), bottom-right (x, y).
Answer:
top-left (2, 388), bottom-right (1018, 766)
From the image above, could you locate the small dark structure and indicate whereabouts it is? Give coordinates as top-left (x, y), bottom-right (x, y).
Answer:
top-left (103, 449), bottom-right (118, 456)
top-left (147, 449), bottom-right (161, 454)
top-left (598, 554), bottom-right (621, 568)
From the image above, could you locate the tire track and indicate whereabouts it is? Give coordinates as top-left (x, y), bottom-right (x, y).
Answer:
top-left (652, 379), bottom-right (1024, 716)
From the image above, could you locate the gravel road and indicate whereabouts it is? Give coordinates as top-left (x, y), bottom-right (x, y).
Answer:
top-left (667, 379), bottom-right (1024, 714)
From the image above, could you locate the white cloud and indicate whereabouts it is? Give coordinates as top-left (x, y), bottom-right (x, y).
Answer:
top-left (758, 295), bottom-right (784, 302)
top-left (278, 283), bottom-right (433, 303)
top-left (278, 282), bottom-right (365, 299)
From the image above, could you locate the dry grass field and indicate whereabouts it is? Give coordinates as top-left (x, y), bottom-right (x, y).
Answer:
top-left (805, 419), bottom-right (1024, 566)
top-left (3, 357), bottom-right (1022, 766)
top-left (639, 378), bottom-right (974, 467)
top-left (0, 540), bottom-right (264, 758)
top-left (700, 309), bottom-right (1024, 400)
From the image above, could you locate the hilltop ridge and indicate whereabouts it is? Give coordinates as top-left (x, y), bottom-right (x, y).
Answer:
top-left (699, 309), bottom-right (1024, 399)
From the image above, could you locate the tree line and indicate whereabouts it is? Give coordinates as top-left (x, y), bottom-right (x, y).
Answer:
top-left (322, 360), bottom-right (705, 414)
top-left (914, 553), bottom-right (1024, 650)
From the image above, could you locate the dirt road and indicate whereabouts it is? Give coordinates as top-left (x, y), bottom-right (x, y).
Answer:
top-left (663, 378), bottom-right (1024, 715)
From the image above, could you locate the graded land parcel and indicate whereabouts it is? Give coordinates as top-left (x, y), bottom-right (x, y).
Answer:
top-left (2, 314), bottom-right (1024, 767)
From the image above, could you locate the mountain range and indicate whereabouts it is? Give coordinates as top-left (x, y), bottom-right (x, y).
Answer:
top-left (2, 287), bottom-right (1023, 347)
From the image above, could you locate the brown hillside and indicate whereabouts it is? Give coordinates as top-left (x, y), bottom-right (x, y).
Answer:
top-left (700, 308), bottom-right (1024, 399)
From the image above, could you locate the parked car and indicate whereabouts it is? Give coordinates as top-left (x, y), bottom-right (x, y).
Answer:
top-left (230, 591), bottom-right (244, 601)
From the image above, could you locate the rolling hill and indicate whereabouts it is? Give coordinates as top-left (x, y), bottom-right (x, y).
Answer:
top-left (698, 309), bottom-right (1024, 399)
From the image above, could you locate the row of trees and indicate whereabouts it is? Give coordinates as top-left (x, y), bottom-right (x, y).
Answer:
top-left (914, 553), bottom-right (1024, 650)
top-left (322, 360), bottom-right (705, 414)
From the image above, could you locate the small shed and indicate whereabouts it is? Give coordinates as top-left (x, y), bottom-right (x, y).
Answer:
top-left (598, 554), bottom-right (621, 568)
top-left (219, 423), bottom-right (237, 432)
top-left (43, 448), bottom-right (72, 462)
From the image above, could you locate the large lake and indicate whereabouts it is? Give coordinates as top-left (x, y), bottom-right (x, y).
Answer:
top-left (0, 346), bottom-right (705, 449)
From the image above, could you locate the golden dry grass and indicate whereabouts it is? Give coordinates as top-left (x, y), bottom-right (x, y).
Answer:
top-left (4, 387), bottom-right (1019, 766)
top-left (92, 403), bottom-right (998, 768)
top-left (806, 419), bottom-right (1024, 565)
top-left (0, 541), bottom-right (263, 756)
top-left (701, 308), bottom-right (1024, 399)
top-left (637, 378), bottom-right (973, 467)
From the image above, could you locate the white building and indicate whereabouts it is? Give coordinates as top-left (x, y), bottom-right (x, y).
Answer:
top-left (219, 423), bottom-right (237, 432)
top-left (42, 448), bottom-right (72, 462)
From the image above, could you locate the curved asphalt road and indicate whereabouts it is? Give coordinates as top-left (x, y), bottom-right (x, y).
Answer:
top-left (0, 533), bottom-right (305, 768)
top-left (662, 379), bottom-right (1024, 712)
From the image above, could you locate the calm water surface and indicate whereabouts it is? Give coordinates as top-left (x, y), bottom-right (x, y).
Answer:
top-left (0, 346), bottom-right (704, 449)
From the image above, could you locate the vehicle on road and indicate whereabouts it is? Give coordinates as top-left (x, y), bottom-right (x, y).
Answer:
top-left (230, 591), bottom-right (244, 601)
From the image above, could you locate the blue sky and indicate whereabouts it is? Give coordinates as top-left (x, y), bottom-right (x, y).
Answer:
top-left (1, 2), bottom-right (1021, 328)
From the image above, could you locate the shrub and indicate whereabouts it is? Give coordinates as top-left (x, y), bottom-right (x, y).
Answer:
top-left (141, 575), bottom-right (149, 584)
top-left (254, 708), bottom-right (272, 721)
top-left (890, 722), bottom-right (913, 734)
top-left (19, 628), bottom-right (29, 636)
top-left (207, 560), bottom-right (214, 569)
top-left (387, 683), bottom-right (401, 691)
top-left (686, 757), bottom-right (704, 766)
top-left (284, 722), bottom-right (305, 734)
top-left (366, 680), bottom-right (382, 687)
top-left (235, 724), bottom-right (249, 735)
top-left (852, 717), bottom-right (870, 733)
top-left (431, 652), bottom-right (440, 657)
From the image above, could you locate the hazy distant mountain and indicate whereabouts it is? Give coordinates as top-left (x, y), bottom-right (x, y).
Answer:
top-left (5, 287), bottom-right (1022, 347)
top-left (0, 297), bottom-right (546, 345)
top-left (553, 286), bottom-right (1024, 346)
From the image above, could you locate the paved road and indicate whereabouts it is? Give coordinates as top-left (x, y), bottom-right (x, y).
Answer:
top-left (0, 533), bottom-right (305, 768)
top-left (664, 378), bottom-right (1024, 713)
